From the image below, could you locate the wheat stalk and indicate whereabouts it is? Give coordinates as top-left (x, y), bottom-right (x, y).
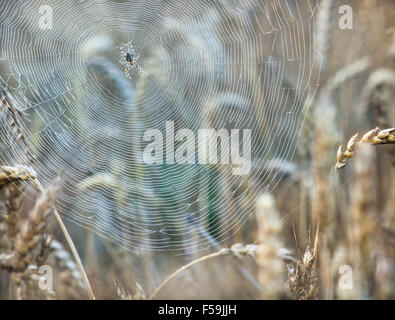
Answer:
top-left (336, 128), bottom-right (395, 169)
top-left (316, 0), bottom-right (339, 70)
top-left (255, 193), bottom-right (286, 299)
top-left (348, 145), bottom-right (377, 298)
top-left (1, 88), bottom-right (95, 300)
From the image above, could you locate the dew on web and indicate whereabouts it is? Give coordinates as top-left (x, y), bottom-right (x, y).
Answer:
top-left (0, 0), bottom-right (321, 254)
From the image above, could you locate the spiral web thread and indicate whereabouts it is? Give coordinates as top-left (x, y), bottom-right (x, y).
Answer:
top-left (0, 0), bottom-right (322, 253)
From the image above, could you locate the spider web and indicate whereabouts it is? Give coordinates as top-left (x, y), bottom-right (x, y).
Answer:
top-left (0, 0), bottom-right (321, 252)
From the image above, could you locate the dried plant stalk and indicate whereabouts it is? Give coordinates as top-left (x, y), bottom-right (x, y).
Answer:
top-left (255, 193), bottom-right (286, 299)
top-left (336, 128), bottom-right (395, 169)
top-left (316, 0), bottom-right (339, 70)
top-left (348, 146), bottom-right (377, 298)
top-left (311, 94), bottom-right (339, 298)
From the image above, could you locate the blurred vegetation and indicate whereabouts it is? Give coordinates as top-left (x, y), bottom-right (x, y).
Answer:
top-left (0, 0), bottom-right (395, 299)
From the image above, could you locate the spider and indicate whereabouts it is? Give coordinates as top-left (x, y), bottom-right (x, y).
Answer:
top-left (120, 41), bottom-right (143, 79)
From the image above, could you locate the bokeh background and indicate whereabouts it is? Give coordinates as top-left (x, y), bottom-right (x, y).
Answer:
top-left (0, 0), bottom-right (394, 299)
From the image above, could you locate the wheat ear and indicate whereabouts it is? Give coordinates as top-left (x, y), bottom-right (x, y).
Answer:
top-left (336, 128), bottom-right (395, 169)
top-left (287, 224), bottom-right (320, 300)
top-left (33, 179), bottom-right (95, 300)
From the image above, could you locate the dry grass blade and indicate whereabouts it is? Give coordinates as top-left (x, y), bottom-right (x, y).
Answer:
top-left (336, 128), bottom-right (395, 169)
top-left (149, 243), bottom-right (265, 300)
